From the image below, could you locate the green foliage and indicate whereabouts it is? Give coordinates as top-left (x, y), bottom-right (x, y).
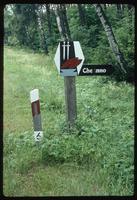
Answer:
top-left (41, 133), bottom-right (96, 165)
top-left (4, 131), bottom-right (41, 174)
top-left (114, 9), bottom-right (134, 82)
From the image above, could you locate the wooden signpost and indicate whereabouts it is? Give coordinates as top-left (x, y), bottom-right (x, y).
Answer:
top-left (64, 76), bottom-right (77, 126)
top-left (54, 41), bottom-right (85, 127)
top-left (54, 41), bottom-right (114, 127)
top-left (30, 89), bottom-right (43, 141)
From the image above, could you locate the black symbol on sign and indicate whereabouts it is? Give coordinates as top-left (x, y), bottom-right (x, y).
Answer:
top-left (60, 41), bottom-right (82, 71)
top-left (36, 132), bottom-right (41, 140)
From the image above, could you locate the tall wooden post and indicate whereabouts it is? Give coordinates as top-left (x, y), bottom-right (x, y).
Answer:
top-left (54, 5), bottom-right (77, 127)
top-left (64, 76), bottom-right (77, 127)
top-left (63, 38), bottom-right (77, 128)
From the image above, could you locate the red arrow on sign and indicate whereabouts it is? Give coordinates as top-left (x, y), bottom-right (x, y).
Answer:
top-left (61, 57), bottom-right (82, 69)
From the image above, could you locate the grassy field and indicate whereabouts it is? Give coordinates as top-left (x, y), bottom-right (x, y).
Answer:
top-left (3, 46), bottom-right (134, 196)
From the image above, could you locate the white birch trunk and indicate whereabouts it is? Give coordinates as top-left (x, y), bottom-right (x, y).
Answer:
top-left (94, 4), bottom-right (127, 74)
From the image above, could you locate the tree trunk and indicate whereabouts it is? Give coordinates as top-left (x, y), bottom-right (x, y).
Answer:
top-left (60, 4), bottom-right (71, 40)
top-left (36, 7), bottom-right (48, 54)
top-left (103, 4), bottom-right (107, 10)
top-left (128, 4), bottom-right (133, 10)
top-left (77, 4), bottom-right (86, 26)
top-left (121, 4), bottom-right (125, 11)
top-left (116, 4), bottom-right (122, 16)
top-left (54, 5), bottom-right (67, 40)
top-left (45, 4), bottom-right (52, 35)
top-left (94, 4), bottom-right (127, 74)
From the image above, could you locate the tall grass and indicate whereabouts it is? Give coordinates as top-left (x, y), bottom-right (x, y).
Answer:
top-left (3, 46), bottom-right (134, 196)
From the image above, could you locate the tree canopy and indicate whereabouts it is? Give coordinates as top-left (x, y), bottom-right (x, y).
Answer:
top-left (4, 4), bottom-right (135, 82)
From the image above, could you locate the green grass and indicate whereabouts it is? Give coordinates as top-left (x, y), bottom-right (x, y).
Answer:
top-left (3, 46), bottom-right (134, 196)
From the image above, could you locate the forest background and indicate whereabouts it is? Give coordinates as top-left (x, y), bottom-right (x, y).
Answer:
top-left (4, 4), bottom-right (135, 82)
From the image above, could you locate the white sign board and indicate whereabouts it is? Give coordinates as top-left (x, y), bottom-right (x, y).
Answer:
top-left (54, 41), bottom-right (85, 76)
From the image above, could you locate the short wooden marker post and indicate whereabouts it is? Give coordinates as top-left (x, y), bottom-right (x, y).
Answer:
top-left (30, 89), bottom-right (43, 142)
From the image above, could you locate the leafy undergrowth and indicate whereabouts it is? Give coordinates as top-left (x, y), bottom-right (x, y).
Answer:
top-left (3, 47), bottom-right (134, 196)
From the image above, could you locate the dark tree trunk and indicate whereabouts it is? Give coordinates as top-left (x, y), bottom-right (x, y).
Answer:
top-left (45, 4), bottom-right (52, 35)
top-left (128, 4), bottom-right (133, 10)
top-left (94, 4), bottom-right (127, 74)
top-left (103, 4), bottom-right (107, 10)
top-left (77, 4), bottom-right (86, 26)
top-left (116, 4), bottom-right (122, 16)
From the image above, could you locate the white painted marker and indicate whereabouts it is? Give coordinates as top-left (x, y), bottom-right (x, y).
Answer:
top-left (30, 89), bottom-right (39, 103)
top-left (67, 41), bottom-right (70, 59)
top-left (30, 89), bottom-right (43, 142)
top-left (62, 41), bottom-right (66, 60)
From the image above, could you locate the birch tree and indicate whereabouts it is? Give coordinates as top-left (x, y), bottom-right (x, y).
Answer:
top-left (94, 4), bottom-right (127, 74)
top-left (54, 4), bottom-right (67, 40)
top-left (36, 5), bottom-right (48, 54)
top-left (60, 4), bottom-right (71, 40)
